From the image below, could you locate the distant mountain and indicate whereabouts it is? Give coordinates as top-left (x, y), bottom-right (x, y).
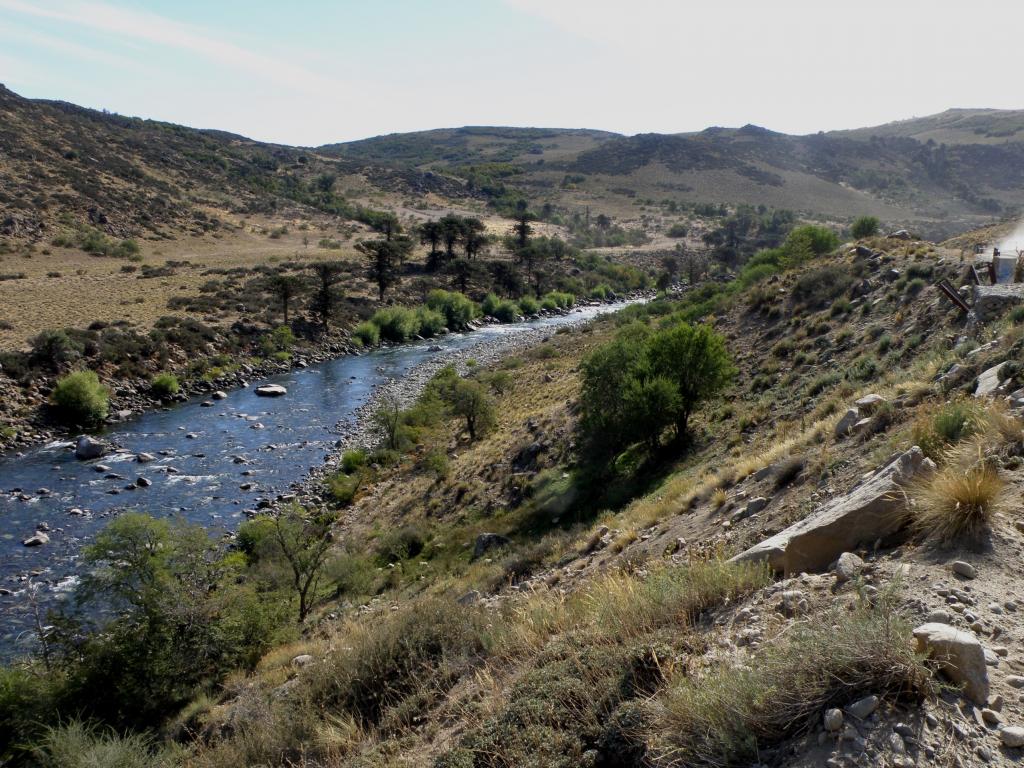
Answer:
top-left (3, 82), bottom-right (1024, 243)
top-left (0, 84), bottom-right (465, 241)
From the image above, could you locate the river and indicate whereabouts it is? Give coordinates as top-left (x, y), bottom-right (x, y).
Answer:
top-left (0, 301), bottom-right (631, 657)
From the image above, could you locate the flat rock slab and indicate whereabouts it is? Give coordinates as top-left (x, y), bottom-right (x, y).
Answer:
top-left (730, 447), bottom-right (933, 574)
top-left (255, 384), bottom-right (287, 397)
top-left (973, 284), bottom-right (1024, 322)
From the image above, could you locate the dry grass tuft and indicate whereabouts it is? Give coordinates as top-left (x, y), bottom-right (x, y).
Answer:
top-left (913, 441), bottom-right (1003, 544)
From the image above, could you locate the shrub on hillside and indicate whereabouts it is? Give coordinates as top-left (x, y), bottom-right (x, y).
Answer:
top-left (491, 299), bottom-right (521, 323)
top-left (51, 371), bottom-right (108, 427)
top-left (353, 321), bottom-right (380, 347)
top-left (30, 330), bottom-right (81, 372)
top-left (150, 373), bottom-right (179, 398)
top-left (851, 215), bottom-right (880, 239)
top-left (426, 289), bottom-right (477, 329)
top-left (415, 306), bottom-right (447, 338)
top-left (371, 307), bottom-right (420, 342)
top-left (790, 267), bottom-right (854, 310)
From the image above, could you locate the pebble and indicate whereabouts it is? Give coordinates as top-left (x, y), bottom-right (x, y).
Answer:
top-left (1002, 727), bottom-right (1024, 748)
top-left (824, 708), bottom-right (843, 732)
top-left (951, 561), bottom-right (977, 579)
top-left (846, 695), bottom-right (879, 720)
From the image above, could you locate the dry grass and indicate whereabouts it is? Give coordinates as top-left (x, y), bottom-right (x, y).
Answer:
top-left (650, 595), bottom-right (932, 767)
top-left (912, 441), bottom-right (1004, 544)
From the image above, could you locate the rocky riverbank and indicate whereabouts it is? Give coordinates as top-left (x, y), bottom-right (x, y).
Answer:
top-left (0, 294), bottom-right (650, 458)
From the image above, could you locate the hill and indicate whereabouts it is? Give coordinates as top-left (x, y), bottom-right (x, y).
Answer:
top-left (10, 228), bottom-right (1024, 767)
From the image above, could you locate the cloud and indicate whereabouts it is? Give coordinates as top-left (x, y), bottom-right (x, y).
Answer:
top-left (0, 21), bottom-right (132, 68)
top-left (0, 0), bottom-right (346, 95)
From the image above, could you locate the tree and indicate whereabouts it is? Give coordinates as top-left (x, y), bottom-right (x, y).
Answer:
top-left (676, 245), bottom-right (709, 285)
top-left (309, 261), bottom-right (345, 332)
top-left (851, 216), bottom-right (880, 239)
top-left (512, 202), bottom-right (536, 250)
top-left (645, 322), bottom-right (736, 437)
top-left (359, 236), bottom-right (412, 301)
top-left (419, 220), bottom-right (443, 260)
top-left (268, 273), bottom-right (303, 324)
top-left (578, 321), bottom-right (734, 461)
top-left (267, 508), bottom-right (335, 622)
top-left (443, 378), bottom-right (496, 440)
top-left (448, 258), bottom-right (474, 293)
top-left (594, 213), bottom-right (612, 230)
top-left (489, 260), bottom-right (523, 298)
top-left (462, 217), bottom-right (487, 258)
top-left (439, 214), bottom-right (464, 262)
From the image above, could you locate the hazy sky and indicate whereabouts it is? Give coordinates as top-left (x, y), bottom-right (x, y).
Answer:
top-left (2, 0), bottom-right (1022, 146)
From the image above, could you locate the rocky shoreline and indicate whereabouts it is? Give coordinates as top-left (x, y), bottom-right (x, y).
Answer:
top-left (0, 294), bottom-right (649, 459)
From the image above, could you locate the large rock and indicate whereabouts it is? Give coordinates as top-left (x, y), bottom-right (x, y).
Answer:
top-left (974, 362), bottom-right (1007, 397)
top-left (730, 447), bottom-right (933, 574)
top-left (74, 435), bottom-right (107, 460)
top-left (255, 384), bottom-right (287, 397)
top-left (973, 284), bottom-right (1024, 323)
top-left (834, 408), bottom-right (860, 439)
top-left (913, 623), bottom-right (989, 705)
top-left (472, 532), bottom-right (512, 560)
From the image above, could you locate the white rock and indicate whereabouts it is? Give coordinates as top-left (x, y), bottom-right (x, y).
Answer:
top-left (913, 623), bottom-right (989, 704)
top-left (824, 708), bottom-right (843, 732)
top-left (951, 561), bottom-right (977, 579)
top-left (834, 552), bottom-right (865, 584)
top-left (846, 695), bottom-right (879, 719)
top-left (255, 384), bottom-right (287, 397)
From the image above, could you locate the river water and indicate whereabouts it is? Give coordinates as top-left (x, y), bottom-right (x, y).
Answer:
top-left (0, 302), bottom-right (629, 657)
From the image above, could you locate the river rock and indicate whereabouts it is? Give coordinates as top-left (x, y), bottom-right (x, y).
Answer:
top-left (213, 391), bottom-right (228, 400)
top-left (952, 561), bottom-right (977, 579)
top-left (74, 435), bottom-right (107, 460)
top-left (730, 447), bottom-right (933, 574)
top-left (135, 476), bottom-right (152, 488)
top-left (136, 452), bottom-right (156, 463)
top-left (255, 384), bottom-right (287, 397)
top-left (913, 622), bottom-right (989, 704)
top-left (22, 532), bottom-right (49, 546)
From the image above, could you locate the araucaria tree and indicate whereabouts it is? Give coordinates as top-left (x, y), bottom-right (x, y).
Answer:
top-left (359, 235), bottom-right (412, 301)
top-left (309, 261), bottom-right (345, 332)
top-left (268, 273), bottom-right (303, 324)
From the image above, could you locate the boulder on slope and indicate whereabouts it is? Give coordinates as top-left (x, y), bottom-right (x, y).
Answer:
top-left (730, 447), bottom-right (933, 574)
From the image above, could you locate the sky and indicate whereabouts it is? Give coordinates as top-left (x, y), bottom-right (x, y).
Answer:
top-left (2, 0), bottom-right (1023, 146)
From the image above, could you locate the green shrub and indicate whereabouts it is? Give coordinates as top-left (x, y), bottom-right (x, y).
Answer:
top-left (589, 283), bottom-right (613, 300)
top-left (845, 354), bottom-right (878, 382)
top-left (52, 371), bottom-right (108, 427)
top-left (518, 295), bottom-right (540, 315)
top-left (371, 307), bottom-right (421, 342)
top-left (791, 267), bottom-right (854, 310)
top-left (544, 291), bottom-right (575, 309)
top-left (326, 470), bottom-right (365, 505)
top-left (492, 299), bottom-right (521, 323)
top-left (1010, 306), bottom-right (1024, 325)
top-left (34, 720), bottom-right (179, 768)
top-left (150, 373), bottom-right (179, 398)
top-left (851, 216), bottom-right (880, 239)
top-left (353, 321), bottom-right (380, 347)
top-left (426, 289), bottom-right (477, 329)
top-left (341, 449), bottom-right (368, 474)
top-left (912, 400), bottom-right (984, 460)
top-left (30, 329), bottom-right (81, 372)
top-left (481, 293), bottom-right (502, 317)
top-left (259, 326), bottom-right (295, 356)
top-left (906, 277), bottom-right (926, 296)
top-left (829, 298), bottom-right (851, 317)
top-left (415, 306), bottom-right (447, 338)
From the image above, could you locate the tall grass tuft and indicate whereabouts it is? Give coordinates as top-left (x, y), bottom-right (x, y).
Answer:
top-left (913, 442), bottom-right (1003, 544)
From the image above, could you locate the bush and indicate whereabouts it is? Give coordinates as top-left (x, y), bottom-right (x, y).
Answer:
top-left (442, 377), bottom-right (497, 440)
top-left (150, 373), bottom-right (179, 398)
top-left (544, 291), bottom-right (575, 309)
top-left (415, 306), bottom-right (447, 338)
top-left (481, 293), bottom-right (502, 317)
top-left (326, 469), bottom-right (365, 505)
top-left (911, 400), bottom-right (984, 460)
top-left (913, 452), bottom-right (1002, 544)
top-left (666, 222), bottom-right (689, 238)
top-left (51, 371), bottom-right (108, 426)
top-left (34, 720), bottom-right (178, 768)
top-left (518, 295), bottom-right (540, 315)
top-left (791, 267), bottom-right (854, 310)
top-left (491, 299), bottom-right (521, 323)
top-left (353, 321), bottom-right (380, 347)
top-left (589, 283), bottom-right (613, 300)
top-left (371, 307), bottom-right (421, 342)
top-left (30, 329), bottom-right (81, 372)
top-left (341, 449), bottom-right (367, 474)
top-left (426, 289), bottom-right (477, 330)
top-left (851, 216), bottom-right (880, 239)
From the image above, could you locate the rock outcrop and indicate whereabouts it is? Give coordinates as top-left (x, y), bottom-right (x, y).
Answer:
top-left (730, 447), bottom-right (933, 574)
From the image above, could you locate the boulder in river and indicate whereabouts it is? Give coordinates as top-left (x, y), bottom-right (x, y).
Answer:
top-left (22, 532), bottom-right (49, 547)
top-left (255, 384), bottom-right (287, 397)
top-left (74, 435), bottom-right (107, 460)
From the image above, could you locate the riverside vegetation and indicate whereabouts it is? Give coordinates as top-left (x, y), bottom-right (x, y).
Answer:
top-left (8, 214), bottom-right (1024, 768)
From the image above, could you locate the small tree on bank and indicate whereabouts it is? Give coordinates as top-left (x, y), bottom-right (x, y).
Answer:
top-left (309, 262), bottom-right (345, 333)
